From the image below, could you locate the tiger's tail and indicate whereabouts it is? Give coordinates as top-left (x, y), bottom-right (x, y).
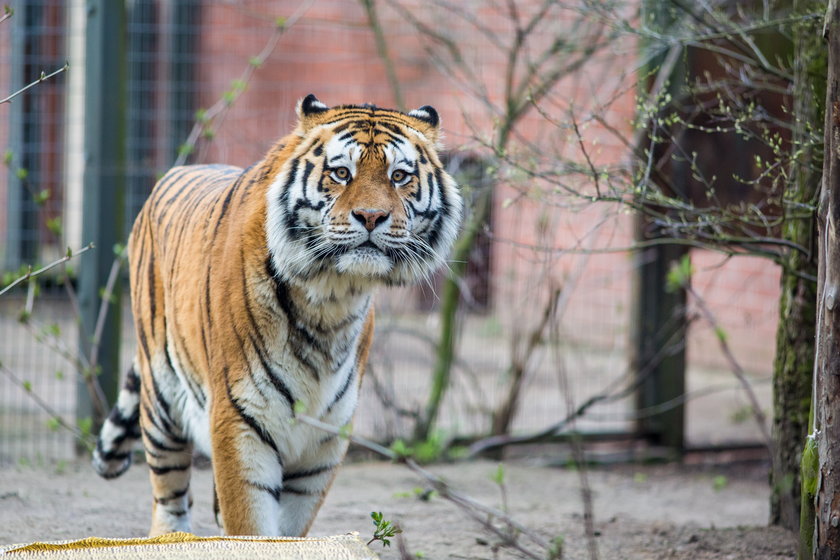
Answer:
top-left (92, 364), bottom-right (142, 479)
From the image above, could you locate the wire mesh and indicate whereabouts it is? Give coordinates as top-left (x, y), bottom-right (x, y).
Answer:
top-left (0, 0), bottom-right (777, 463)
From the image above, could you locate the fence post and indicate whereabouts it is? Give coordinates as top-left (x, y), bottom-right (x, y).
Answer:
top-left (4, 9), bottom-right (26, 271)
top-left (631, 240), bottom-right (688, 450)
top-left (77, 0), bottom-right (127, 446)
top-left (631, 0), bottom-right (688, 452)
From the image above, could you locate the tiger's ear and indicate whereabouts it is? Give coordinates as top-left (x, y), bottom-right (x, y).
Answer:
top-left (295, 94), bottom-right (329, 135)
top-left (408, 105), bottom-right (441, 142)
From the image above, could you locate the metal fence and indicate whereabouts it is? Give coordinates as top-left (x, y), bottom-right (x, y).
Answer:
top-left (0, 0), bottom-right (774, 463)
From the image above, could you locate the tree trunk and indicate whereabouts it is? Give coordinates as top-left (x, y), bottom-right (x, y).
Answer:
top-left (770, 0), bottom-right (824, 532)
top-left (813, 3), bottom-right (840, 557)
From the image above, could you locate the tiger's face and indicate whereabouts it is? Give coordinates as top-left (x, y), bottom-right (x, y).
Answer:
top-left (267, 95), bottom-right (463, 287)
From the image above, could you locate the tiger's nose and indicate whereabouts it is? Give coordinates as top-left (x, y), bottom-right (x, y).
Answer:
top-left (352, 208), bottom-right (390, 232)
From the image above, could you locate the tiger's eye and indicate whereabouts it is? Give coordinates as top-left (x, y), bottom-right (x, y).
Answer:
top-left (332, 167), bottom-right (350, 181)
top-left (391, 170), bottom-right (406, 183)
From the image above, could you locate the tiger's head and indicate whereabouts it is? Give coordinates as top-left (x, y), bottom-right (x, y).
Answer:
top-left (266, 94), bottom-right (463, 289)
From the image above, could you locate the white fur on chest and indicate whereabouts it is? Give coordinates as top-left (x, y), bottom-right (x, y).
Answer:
top-left (165, 283), bottom-right (370, 464)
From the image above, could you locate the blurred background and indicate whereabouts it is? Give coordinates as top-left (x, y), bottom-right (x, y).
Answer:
top-left (0, 0), bottom-right (786, 465)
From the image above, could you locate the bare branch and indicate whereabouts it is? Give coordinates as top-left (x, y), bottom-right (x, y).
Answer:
top-left (359, 0), bottom-right (405, 111)
top-left (0, 244), bottom-right (94, 298)
top-left (0, 62), bottom-right (69, 105)
top-left (0, 5), bottom-right (13, 26)
top-left (686, 284), bottom-right (773, 450)
top-left (0, 363), bottom-right (91, 445)
top-left (174, 0), bottom-right (316, 166)
top-left (294, 413), bottom-right (551, 559)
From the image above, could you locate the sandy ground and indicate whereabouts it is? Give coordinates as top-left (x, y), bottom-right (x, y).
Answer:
top-left (0, 456), bottom-right (795, 559)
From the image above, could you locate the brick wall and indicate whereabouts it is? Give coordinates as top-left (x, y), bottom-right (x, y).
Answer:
top-left (189, 0), bottom-right (782, 375)
top-left (0, 1), bottom-right (780, 375)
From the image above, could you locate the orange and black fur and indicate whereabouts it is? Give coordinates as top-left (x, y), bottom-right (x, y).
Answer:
top-left (92, 95), bottom-right (463, 536)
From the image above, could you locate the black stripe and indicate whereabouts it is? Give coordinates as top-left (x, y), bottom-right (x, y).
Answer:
top-left (95, 438), bottom-right (131, 462)
top-left (148, 462), bottom-right (191, 475)
top-left (107, 403), bottom-right (138, 429)
top-left (125, 366), bottom-right (140, 392)
top-left (278, 158), bottom-right (299, 208)
top-left (155, 486), bottom-right (190, 504)
top-left (435, 167), bottom-right (451, 219)
top-left (416, 144), bottom-right (428, 164)
top-left (326, 365), bottom-right (356, 414)
top-left (282, 485), bottom-right (315, 496)
top-left (158, 171), bottom-right (208, 212)
top-left (141, 397), bottom-right (188, 446)
top-left (165, 343), bottom-right (206, 409)
top-left (149, 372), bottom-right (173, 422)
top-left (249, 332), bottom-right (295, 408)
top-left (223, 367), bottom-right (282, 459)
top-left (143, 427), bottom-right (188, 453)
top-left (271, 276), bottom-right (327, 355)
top-left (149, 167), bottom-right (193, 213)
top-left (248, 481), bottom-right (282, 501)
top-left (143, 220), bottom-right (158, 324)
top-left (240, 272), bottom-right (298, 409)
top-left (300, 160), bottom-right (315, 197)
top-left (283, 464), bottom-right (335, 481)
top-left (228, 318), bottom-right (270, 404)
top-left (266, 267), bottom-right (326, 379)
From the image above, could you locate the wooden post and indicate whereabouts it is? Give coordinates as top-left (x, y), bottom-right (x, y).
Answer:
top-left (813, 1), bottom-right (840, 557)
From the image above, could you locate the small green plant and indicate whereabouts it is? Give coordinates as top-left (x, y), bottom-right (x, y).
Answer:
top-left (491, 463), bottom-right (506, 486)
top-left (548, 535), bottom-right (565, 559)
top-left (491, 463), bottom-right (510, 514)
top-left (389, 438), bottom-right (413, 459)
top-left (389, 431), bottom-right (447, 463)
top-left (414, 430), bottom-right (445, 463)
top-left (730, 405), bottom-right (754, 424)
top-left (368, 511), bottom-right (402, 547)
top-left (666, 254), bottom-right (693, 293)
top-left (393, 486), bottom-right (437, 501)
top-left (712, 475), bottom-right (728, 491)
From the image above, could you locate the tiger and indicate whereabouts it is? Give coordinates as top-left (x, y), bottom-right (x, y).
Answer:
top-left (92, 94), bottom-right (463, 537)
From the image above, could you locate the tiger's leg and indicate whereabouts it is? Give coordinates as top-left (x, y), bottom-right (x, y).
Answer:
top-left (211, 400), bottom-right (284, 535)
top-left (139, 369), bottom-right (194, 537)
top-left (276, 434), bottom-right (350, 536)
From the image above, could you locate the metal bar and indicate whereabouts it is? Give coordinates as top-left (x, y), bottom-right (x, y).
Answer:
top-left (76, 0), bottom-right (126, 446)
top-left (4, 1), bottom-right (27, 271)
top-left (631, 0), bottom-right (689, 451)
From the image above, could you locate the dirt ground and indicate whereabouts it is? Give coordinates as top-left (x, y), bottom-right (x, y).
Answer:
top-left (0, 454), bottom-right (795, 559)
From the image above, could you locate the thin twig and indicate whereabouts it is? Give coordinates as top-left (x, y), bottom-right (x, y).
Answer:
top-left (174, 0), bottom-right (315, 166)
top-left (467, 318), bottom-right (692, 457)
top-left (359, 0), bottom-right (405, 111)
top-left (686, 284), bottom-right (773, 451)
top-left (294, 414), bottom-right (550, 559)
top-left (89, 257), bottom-right (124, 372)
top-left (0, 363), bottom-right (90, 444)
top-left (553, 321), bottom-right (599, 560)
top-left (0, 244), bottom-right (94, 298)
top-left (0, 62), bottom-right (69, 105)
